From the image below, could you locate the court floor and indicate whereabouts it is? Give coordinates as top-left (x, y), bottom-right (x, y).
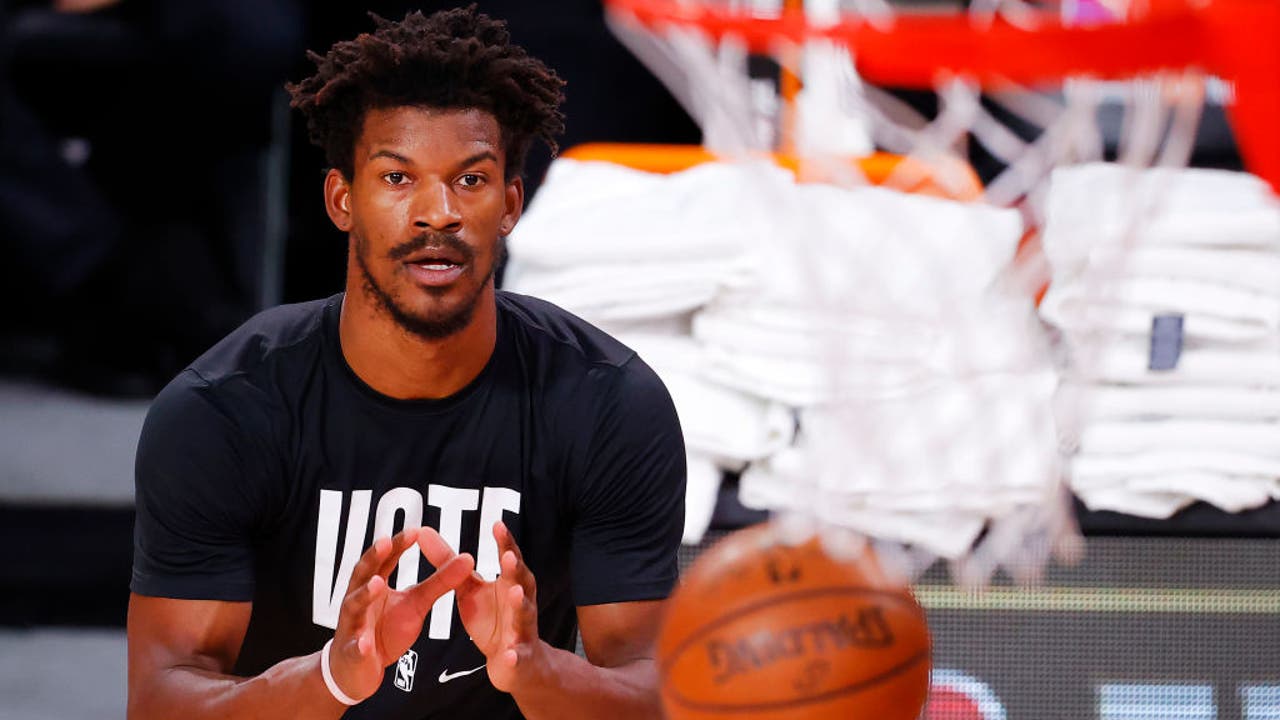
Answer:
top-left (0, 628), bottom-right (126, 720)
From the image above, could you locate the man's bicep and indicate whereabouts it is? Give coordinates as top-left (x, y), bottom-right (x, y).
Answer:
top-left (127, 594), bottom-right (253, 676)
top-left (576, 599), bottom-right (667, 668)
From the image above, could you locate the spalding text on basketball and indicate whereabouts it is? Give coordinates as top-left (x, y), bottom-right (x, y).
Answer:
top-left (707, 605), bottom-right (895, 684)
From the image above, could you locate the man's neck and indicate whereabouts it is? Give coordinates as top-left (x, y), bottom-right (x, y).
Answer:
top-left (338, 289), bottom-right (498, 401)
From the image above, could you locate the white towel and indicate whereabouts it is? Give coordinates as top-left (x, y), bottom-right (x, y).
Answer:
top-left (1072, 449), bottom-right (1280, 480)
top-left (507, 257), bottom-right (755, 325)
top-left (697, 296), bottom-right (1052, 407)
top-left (621, 333), bottom-right (795, 464)
top-left (1073, 472), bottom-right (1278, 518)
top-left (507, 159), bottom-right (789, 269)
top-left (1073, 485), bottom-right (1199, 518)
top-left (683, 451), bottom-right (723, 545)
top-left (1077, 419), bottom-right (1280, 457)
top-left (699, 345), bottom-right (928, 407)
top-left (1042, 165), bottom-right (1280, 270)
top-left (1053, 246), bottom-right (1280, 297)
top-left (731, 180), bottom-right (1024, 315)
top-left (739, 448), bottom-right (999, 559)
top-left (737, 374), bottom-right (1060, 559)
top-left (1066, 341), bottom-right (1280, 387)
top-left (1058, 383), bottom-right (1280, 422)
top-left (1041, 276), bottom-right (1280, 343)
top-left (693, 301), bottom-right (937, 366)
top-left (593, 315), bottom-right (694, 338)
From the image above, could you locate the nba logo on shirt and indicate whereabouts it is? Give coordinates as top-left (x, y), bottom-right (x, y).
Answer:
top-left (395, 649), bottom-right (418, 692)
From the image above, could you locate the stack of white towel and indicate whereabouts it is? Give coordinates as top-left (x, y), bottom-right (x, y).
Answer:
top-left (507, 158), bottom-right (1062, 562)
top-left (505, 160), bottom-right (795, 544)
top-left (1040, 163), bottom-right (1280, 518)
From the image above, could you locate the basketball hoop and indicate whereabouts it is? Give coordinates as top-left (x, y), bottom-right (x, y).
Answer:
top-left (606, 0), bottom-right (1280, 193)
top-left (572, 0), bottom-right (1280, 585)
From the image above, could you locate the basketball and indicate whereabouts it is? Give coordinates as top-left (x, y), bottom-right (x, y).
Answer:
top-left (658, 523), bottom-right (931, 720)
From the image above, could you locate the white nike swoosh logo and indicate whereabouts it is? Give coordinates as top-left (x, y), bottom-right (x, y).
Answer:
top-left (438, 665), bottom-right (486, 683)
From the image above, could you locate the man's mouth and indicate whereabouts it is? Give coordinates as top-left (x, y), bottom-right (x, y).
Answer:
top-left (403, 251), bottom-right (467, 287)
top-left (402, 246), bottom-right (466, 266)
top-left (412, 260), bottom-right (461, 271)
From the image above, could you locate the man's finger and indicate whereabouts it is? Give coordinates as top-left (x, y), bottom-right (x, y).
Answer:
top-left (500, 548), bottom-right (538, 602)
top-left (335, 574), bottom-right (382, 638)
top-left (335, 574), bottom-right (387, 662)
top-left (417, 525), bottom-right (460, 569)
top-left (375, 528), bottom-right (424, 579)
top-left (504, 583), bottom-right (536, 644)
top-left (362, 574), bottom-right (388, 659)
top-left (493, 521), bottom-right (525, 566)
top-left (407, 552), bottom-right (475, 615)
top-left (495, 522), bottom-right (536, 595)
top-left (350, 529), bottom-right (420, 590)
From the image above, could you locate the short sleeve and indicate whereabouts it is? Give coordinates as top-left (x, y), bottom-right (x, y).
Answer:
top-left (570, 358), bottom-right (686, 606)
top-left (131, 370), bottom-right (275, 601)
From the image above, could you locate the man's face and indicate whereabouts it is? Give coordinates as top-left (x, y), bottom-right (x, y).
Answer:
top-left (328, 106), bottom-right (522, 340)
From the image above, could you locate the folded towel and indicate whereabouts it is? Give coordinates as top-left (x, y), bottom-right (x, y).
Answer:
top-left (592, 315), bottom-right (694, 338)
top-left (1043, 165), bottom-right (1280, 267)
top-left (1059, 383), bottom-right (1280, 422)
top-left (1074, 485), bottom-right (1200, 518)
top-left (1072, 449), bottom-right (1280, 480)
top-left (1073, 472), bottom-right (1278, 518)
top-left (622, 333), bottom-right (795, 464)
top-left (1053, 246), bottom-right (1280, 297)
top-left (697, 297), bottom-right (1053, 406)
top-left (737, 375), bottom-right (1060, 559)
top-left (507, 257), bottom-right (755, 324)
top-left (1076, 419), bottom-right (1280, 457)
top-left (739, 449), bottom-right (1009, 559)
top-left (732, 180), bottom-right (1024, 315)
top-left (507, 159), bottom-right (790, 269)
top-left (1065, 341), bottom-right (1280, 387)
top-left (699, 345), bottom-right (929, 406)
top-left (1041, 276), bottom-right (1280, 343)
top-left (693, 302), bottom-right (937, 366)
top-left (683, 451), bottom-right (723, 545)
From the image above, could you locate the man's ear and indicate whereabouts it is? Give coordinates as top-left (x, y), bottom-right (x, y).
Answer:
top-left (324, 168), bottom-right (353, 232)
top-left (499, 176), bottom-right (524, 236)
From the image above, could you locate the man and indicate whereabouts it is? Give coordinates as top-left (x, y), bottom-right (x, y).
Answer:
top-left (126, 8), bottom-right (686, 719)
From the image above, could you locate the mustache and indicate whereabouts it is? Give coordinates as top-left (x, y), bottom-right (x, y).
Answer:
top-left (387, 232), bottom-right (475, 263)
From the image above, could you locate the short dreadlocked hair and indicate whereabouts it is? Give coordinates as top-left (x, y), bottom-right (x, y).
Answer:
top-left (287, 7), bottom-right (565, 182)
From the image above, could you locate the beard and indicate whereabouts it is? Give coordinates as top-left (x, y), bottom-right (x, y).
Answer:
top-left (353, 230), bottom-right (504, 341)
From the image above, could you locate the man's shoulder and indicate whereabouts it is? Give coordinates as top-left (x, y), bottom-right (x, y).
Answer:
top-left (497, 290), bottom-right (637, 372)
top-left (145, 296), bottom-right (337, 444)
top-left (186, 295), bottom-right (337, 388)
top-left (496, 291), bottom-right (673, 415)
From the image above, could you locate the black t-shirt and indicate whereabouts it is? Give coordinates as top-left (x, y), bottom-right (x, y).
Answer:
top-left (131, 291), bottom-right (686, 719)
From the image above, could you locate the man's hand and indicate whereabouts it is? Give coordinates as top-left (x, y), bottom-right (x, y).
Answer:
top-left (328, 528), bottom-right (475, 702)
top-left (420, 522), bottom-right (547, 693)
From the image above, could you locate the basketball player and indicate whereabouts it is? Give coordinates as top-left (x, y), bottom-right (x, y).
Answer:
top-left (126, 9), bottom-right (686, 719)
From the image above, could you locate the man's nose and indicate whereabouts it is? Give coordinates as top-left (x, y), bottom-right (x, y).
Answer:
top-left (412, 182), bottom-right (463, 233)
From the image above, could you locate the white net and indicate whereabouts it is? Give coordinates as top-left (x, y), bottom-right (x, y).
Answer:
top-left (507, 0), bottom-right (1280, 585)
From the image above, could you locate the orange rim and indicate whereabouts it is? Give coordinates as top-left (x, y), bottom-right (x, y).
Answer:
top-left (604, 0), bottom-right (1280, 193)
top-left (561, 143), bottom-right (983, 201)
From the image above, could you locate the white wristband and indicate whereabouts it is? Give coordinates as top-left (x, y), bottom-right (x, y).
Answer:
top-left (320, 638), bottom-right (362, 706)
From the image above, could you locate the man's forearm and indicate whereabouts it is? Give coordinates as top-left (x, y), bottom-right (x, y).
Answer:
top-left (129, 651), bottom-right (348, 720)
top-left (510, 643), bottom-right (663, 720)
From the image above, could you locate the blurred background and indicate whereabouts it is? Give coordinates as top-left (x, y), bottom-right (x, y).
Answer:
top-left (0, 1), bottom-right (1276, 719)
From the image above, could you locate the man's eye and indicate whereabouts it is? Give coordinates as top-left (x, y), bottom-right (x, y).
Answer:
top-left (384, 172), bottom-right (407, 185)
top-left (459, 174), bottom-right (483, 187)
